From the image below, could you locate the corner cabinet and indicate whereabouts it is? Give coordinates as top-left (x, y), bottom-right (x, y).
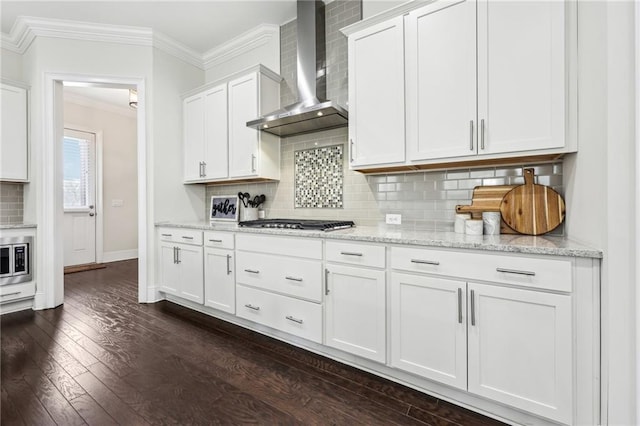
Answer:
top-left (182, 65), bottom-right (282, 184)
top-left (1, 81), bottom-right (29, 182)
top-left (342, 0), bottom-right (576, 172)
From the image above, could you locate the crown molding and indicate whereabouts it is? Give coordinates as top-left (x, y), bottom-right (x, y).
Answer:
top-left (64, 91), bottom-right (138, 119)
top-left (152, 31), bottom-right (203, 69)
top-left (202, 24), bottom-right (279, 70)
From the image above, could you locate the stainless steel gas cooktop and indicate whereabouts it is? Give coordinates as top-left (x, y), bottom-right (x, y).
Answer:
top-left (238, 219), bottom-right (355, 231)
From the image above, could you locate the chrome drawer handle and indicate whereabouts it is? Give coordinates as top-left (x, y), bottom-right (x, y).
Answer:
top-left (340, 251), bottom-right (363, 257)
top-left (496, 268), bottom-right (536, 277)
top-left (244, 269), bottom-right (260, 274)
top-left (181, 236), bottom-right (194, 240)
top-left (244, 304), bottom-right (260, 311)
top-left (285, 276), bottom-right (303, 282)
top-left (209, 239), bottom-right (223, 243)
top-left (1, 292), bottom-right (21, 297)
top-left (285, 315), bottom-right (303, 324)
top-left (410, 259), bottom-right (440, 266)
top-left (161, 233), bottom-right (172, 237)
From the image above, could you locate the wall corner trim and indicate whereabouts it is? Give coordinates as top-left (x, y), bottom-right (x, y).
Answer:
top-left (202, 23), bottom-right (280, 70)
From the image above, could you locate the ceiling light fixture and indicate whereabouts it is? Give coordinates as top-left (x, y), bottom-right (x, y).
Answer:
top-left (129, 89), bottom-right (138, 109)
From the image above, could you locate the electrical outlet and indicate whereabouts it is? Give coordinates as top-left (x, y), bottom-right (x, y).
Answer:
top-left (112, 199), bottom-right (124, 207)
top-left (386, 214), bottom-right (402, 225)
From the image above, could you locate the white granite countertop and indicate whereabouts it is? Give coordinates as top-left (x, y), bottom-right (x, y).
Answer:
top-left (156, 221), bottom-right (602, 259)
top-left (0, 223), bottom-right (37, 230)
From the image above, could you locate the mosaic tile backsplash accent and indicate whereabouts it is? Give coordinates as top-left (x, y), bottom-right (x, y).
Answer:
top-left (0, 183), bottom-right (25, 224)
top-left (295, 145), bottom-right (343, 208)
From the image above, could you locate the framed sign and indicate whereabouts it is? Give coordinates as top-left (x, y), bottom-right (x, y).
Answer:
top-left (209, 195), bottom-right (239, 222)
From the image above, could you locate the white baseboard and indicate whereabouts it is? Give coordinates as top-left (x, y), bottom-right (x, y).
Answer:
top-left (101, 249), bottom-right (138, 263)
top-left (0, 298), bottom-right (34, 315)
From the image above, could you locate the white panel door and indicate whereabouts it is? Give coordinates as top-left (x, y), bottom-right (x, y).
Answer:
top-left (325, 264), bottom-right (386, 362)
top-left (159, 243), bottom-right (179, 295)
top-left (204, 247), bottom-right (235, 313)
top-left (477, 0), bottom-right (565, 154)
top-left (63, 129), bottom-right (97, 267)
top-left (390, 273), bottom-right (467, 390)
top-left (348, 16), bottom-right (405, 167)
top-left (177, 244), bottom-right (204, 304)
top-left (203, 85), bottom-right (228, 179)
top-left (467, 282), bottom-right (572, 424)
top-left (228, 73), bottom-right (259, 178)
top-left (0, 83), bottom-right (28, 181)
top-left (406, 0), bottom-right (477, 161)
top-left (183, 93), bottom-right (205, 181)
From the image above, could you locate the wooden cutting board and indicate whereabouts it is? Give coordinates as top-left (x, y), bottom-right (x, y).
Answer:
top-left (455, 185), bottom-right (516, 234)
top-left (499, 168), bottom-right (565, 235)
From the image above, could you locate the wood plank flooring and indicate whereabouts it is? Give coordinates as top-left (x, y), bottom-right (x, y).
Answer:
top-left (1, 260), bottom-right (506, 425)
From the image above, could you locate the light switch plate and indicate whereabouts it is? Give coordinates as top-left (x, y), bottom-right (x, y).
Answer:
top-left (112, 199), bottom-right (124, 207)
top-left (386, 214), bottom-right (402, 225)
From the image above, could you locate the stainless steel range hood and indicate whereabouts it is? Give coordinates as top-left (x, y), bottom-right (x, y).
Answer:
top-left (246, 0), bottom-right (348, 137)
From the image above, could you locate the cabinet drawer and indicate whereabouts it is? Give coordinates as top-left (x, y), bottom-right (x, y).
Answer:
top-left (0, 281), bottom-right (35, 303)
top-left (236, 285), bottom-right (322, 343)
top-left (204, 231), bottom-right (234, 249)
top-left (158, 228), bottom-right (203, 246)
top-left (391, 247), bottom-right (572, 292)
top-left (236, 252), bottom-right (322, 302)
top-left (326, 241), bottom-right (385, 268)
top-left (237, 234), bottom-right (322, 259)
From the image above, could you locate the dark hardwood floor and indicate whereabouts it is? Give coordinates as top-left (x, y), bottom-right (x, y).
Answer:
top-left (1, 260), bottom-right (506, 425)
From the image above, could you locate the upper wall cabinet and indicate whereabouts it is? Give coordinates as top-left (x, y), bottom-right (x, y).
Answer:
top-left (342, 0), bottom-right (575, 172)
top-left (183, 65), bottom-right (282, 184)
top-left (1, 82), bottom-right (29, 182)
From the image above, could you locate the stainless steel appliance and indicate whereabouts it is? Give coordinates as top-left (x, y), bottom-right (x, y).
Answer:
top-left (0, 236), bottom-right (32, 285)
top-left (239, 219), bottom-right (355, 231)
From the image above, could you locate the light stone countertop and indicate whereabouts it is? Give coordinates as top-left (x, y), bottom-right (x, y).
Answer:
top-left (0, 223), bottom-right (37, 230)
top-left (156, 221), bottom-right (603, 259)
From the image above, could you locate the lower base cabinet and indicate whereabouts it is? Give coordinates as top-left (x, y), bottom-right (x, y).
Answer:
top-left (159, 242), bottom-right (203, 304)
top-left (204, 247), bottom-right (235, 314)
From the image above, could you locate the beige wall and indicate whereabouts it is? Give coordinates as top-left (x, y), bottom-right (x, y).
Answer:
top-left (1, 48), bottom-right (23, 81)
top-left (63, 98), bottom-right (138, 256)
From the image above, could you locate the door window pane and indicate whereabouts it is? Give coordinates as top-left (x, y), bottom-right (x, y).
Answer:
top-left (63, 137), bottom-right (90, 208)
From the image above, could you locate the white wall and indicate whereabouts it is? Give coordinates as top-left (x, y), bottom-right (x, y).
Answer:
top-left (362, 0), bottom-right (408, 19)
top-left (1, 48), bottom-right (23, 81)
top-left (564, 2), bottom-right (637, 424)
top-left (63, 98), bottom-right (138, 257)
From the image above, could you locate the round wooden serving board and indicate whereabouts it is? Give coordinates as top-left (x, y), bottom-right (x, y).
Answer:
top-left (499, 168), bottom-right (565, 235)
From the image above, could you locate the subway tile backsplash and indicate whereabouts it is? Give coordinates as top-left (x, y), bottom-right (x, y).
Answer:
top-left (0, 182), bottom-right (25, 224)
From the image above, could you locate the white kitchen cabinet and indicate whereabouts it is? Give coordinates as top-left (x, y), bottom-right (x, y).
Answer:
top-left (390, 273), bottom-right (467, 390)
top-left (182, 65), bottom-right (281, 184)
top-left (183, 84), bottom-right (228, 182)
top-left (158, 228), bottom-right (204, 304)
top-left (325, 264), bottom-right (386, 363)
top-left (204, 248), bottom-right (235, 313)
top-left (347, 16), bottom-right (405, 167)
top-left (467, 282), bottom-right (572, 424)
top-left (1, 82), bottom-right (28, 182)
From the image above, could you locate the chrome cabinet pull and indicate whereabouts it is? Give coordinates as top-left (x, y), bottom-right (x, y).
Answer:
top-left (470, 289), bottom-right (476, 326)
top-left (350, 139), bottom-right (355, 162)
top-left (173, 246), bottom-right (177, 264)
top-left (198, 161), bottom-right (204, 177)
top-left (161, 233), bottom-right (172, 237)
top-left (209, 239), bottom-right (223, 243)
top-left (496, 268), bottom-right (536, 277)
top-left (202, 161), bottom-right (207, 177)
top-left (181, 236), bottom-right (194, 240)
top-left (285, 315), bottom-right (303, 324)
top-left (340, 251), bottom-right (363, 257)
top-left (244, 269), bottom-right (260, 274)
top-left (457, 288), bottom-right (462, 324)
top-left (226, 254), bottom-right (232, 275)
top-left (469, 120), bottom-right (474, 151)
top-left (251, 154), bottom-right (256, 173)
top-left (480, 119), bottom-right (485, 150)
top-left (285, 276), bottom-right (303, 282)
top-left (176, 247), bottom-right (181, 264)
top-left (325, 268), bottom-right (330, 295)
top-left (410, 259), bottom-right (440, 266)
top-left (244, 304), bottom-right (260, 311)
top-left (1, 292), bottom-right (21, 297)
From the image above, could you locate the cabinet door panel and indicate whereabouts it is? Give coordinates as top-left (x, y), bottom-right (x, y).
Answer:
top-left (183, 94), bottom-right (205, 181)
top-left (204, 248), bottom-right (235, 313)
top-left (468, 283), bottom-right (571, 424)
top-left (391, 273), bottom-right (466, 390)
top-left (348, 16), bottom-right (405, 167)
top-left (203, 85), bottom-right (228, 179)
top-left (407, 0), bottom-right (477, 161)
top-left (178, 245), bottom-right (203, 304)
top-left (325, 265), bottom-right (386, 362)
top-left (477, 0), bottom-right (565, 154)
top-left (1, 84), bottom-right (28, 181)
top-left (228, 73), bottom-right (259, 178)
top-left (159, 243), bottom-right (179, 295)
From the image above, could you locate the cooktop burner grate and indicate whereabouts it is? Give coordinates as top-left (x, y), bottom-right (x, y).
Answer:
top-left (238, 219), bottom-right (355, 231)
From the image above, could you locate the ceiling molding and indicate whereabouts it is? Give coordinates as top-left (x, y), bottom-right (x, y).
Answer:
top-left (152, 31), bottom-right (203, 69)
top-left (202, 24), bottom-right (279, 70)
top-left (64, 91), bottom-right (137, 119)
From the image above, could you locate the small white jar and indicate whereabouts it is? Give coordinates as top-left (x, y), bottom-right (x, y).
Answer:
top-left (465, 219), bottom-right (484, 235)
top-left (482, 211), bottom-right (501, 235)
top-left (454, 214), bottom-right (471, 234)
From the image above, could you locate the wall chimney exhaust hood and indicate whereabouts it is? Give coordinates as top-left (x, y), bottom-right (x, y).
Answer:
top-left (246, 0), bottom-right (348, 138)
